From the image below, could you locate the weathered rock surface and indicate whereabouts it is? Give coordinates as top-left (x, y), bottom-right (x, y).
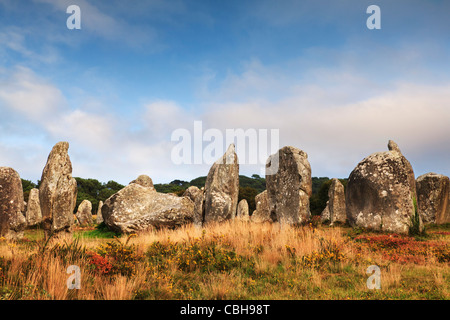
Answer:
top-left (96, 201), bottom-right (104, 223)
top-left (236, 199), bottom-right (250, 222)
top-left (26, 188), bottom-right (42, 226)
top-left (320, 206), bottom-right (330, 223)
top-left (0, 167), bottom-right (27, 239)
top-left (76, 200), bottom-right (93, 226)
top-left (193, 189), bottom-right (205, 227)
top-left (416, 173), bottom-right (450, 224)
top-left (102, 183), bottom-right (194, 233)
top-left (203, 144), bottom-right (239, 224)
top-left (250, 190), bottom-right (273, 223)
top-left (39, 142), bottom-right (78, 235)
top-left (183, 186), bottom-right (205, 227)
top-left (183, 186), bottom-right (202, 202)
top-left (129, 175), bottom-right (156, 191)
top-left (265, 146), bottom-right (312, 225)
top-left (346, 140), bottom-right (421, 234)
top-left (321, 178), bottom-right (346, 225)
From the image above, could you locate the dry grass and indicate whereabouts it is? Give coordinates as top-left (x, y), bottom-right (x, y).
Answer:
top-left (0, 220), bottom-right (448, 300)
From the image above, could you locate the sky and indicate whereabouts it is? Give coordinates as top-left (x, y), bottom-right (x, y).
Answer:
top-left (0, 0), bottom-right (449, 185)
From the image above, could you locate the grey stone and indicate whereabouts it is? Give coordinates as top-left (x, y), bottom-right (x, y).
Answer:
top-left (236, 199), bottom-right (250, 222)
top-left (321, 178), bottom-right (346, 225)
top-left (96, 201), bottom-right (104, 223)
top-left (102, 183), bottom-right (194, 233)
top-left (203, 144), bottom-right (239, 224)
top-left (250, 190), bottom-right (273, 223)
top-left (346, 140), bottom-right (421, 234)
top-left (265, 146), bottom-right (312, 225)
top-left (129, 174), bottom-right (156, 191)
top-left (416, 173), bottom-right (450, 224)
top-left (76, 199), bottom-right (93, 226)
top-left (26, 188), bottom-right (42, 226)
top-left (39, 142), bottom-right (78, 235)
top-left (0, 167), bottom-right (27, 239)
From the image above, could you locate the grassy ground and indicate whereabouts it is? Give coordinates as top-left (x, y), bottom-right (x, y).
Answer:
top-left (0, 219), bottom-right (448, 300)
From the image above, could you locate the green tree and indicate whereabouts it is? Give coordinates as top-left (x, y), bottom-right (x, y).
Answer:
top-left (238, 186), bottom-right (259, 213)
top-left (21, 179), bottom-right (38, 203)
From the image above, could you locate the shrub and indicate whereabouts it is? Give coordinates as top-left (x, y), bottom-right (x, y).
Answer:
top-left (92, 235), bottom-right (143, 276)
top-left (299, 238), bottom-right (345, 269)
top-left (409, 196), bottom-right (424, 237)
top-left (147, 237), bottom-right (251, 273)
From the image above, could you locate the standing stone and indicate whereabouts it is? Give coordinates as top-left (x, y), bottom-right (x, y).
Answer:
top-left (265, 146), bottom-right (312, 225)
top-left (76, 200), bottom-right (93, 226)
top-left (236, 199), bottom-right (250, 222)
top-left (320, 205), bottom-right (330, 223)
top-left (203, 144), bottom-right (239, 224)
top-left (0, 167), bottom-right (27, 239)
top-left (183, 186), bottom-right (204, 227)
top-left (193, 188), bottom-right (206, 227)
top-left (320, 178), bottom-right (346, 225)
top-left (26, 188), bottom-right (42, 226)
top-left (416, 173), bottom-right (450, 224)
top-left (250, 190), bottom-right (273, 223)
top-left (102, 183), bottom-right (194, 233)
top-left (96, 201), bottom-right (104, 223)
top-left (346, 140), bottom-right (421, 234)
top-left (183, 186), bottom-right (202, 202)
top-left (129, 174), bottom-right (156, 192)
top-left (39, 142), bottom-right (78, 235)
top-left (447, 187), bottom-right (450, 224)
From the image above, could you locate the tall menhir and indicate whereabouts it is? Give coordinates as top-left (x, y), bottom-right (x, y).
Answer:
top-left (39, 142), bottom-right (78, 237)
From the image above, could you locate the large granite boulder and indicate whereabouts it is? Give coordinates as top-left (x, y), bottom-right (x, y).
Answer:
top-left (416, 173), bottom-right (450, 224)
top-left (39, 142), bottom-right (78, 235)
top-left (203, 144), bottom-right (239, 224)
top-left (321, 178), bottom-right (346, 225)
top-left (346, 140), bottom-right (421, 234)
top-left (102, 183), bottom-right (194, 233)
top-left (265, 146), bottom-right (312, 225)
top-left (76, 199), bottom-right (93, 226)
top-left (250, 190), bottom-right (272, 223)
top-left (0, 167), bottom-right (27, 239)
top-left (26, 188), bottom-right (42, 226)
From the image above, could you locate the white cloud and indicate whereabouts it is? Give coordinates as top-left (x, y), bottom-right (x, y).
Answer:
top-left (32, 0), bottom-right (158, 48)
top-left (198, 65), bottom-right (450, 179)
top-left (0, 66), bottom-right (65, 121)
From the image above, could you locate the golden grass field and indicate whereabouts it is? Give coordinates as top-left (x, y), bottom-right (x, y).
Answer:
top-left (0, 218), bottom-right (449, 300)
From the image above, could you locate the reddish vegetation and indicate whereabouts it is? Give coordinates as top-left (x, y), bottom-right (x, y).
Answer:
top-left (354, 233), bottom-right (450, 264)
top-left (87, 251), bottom-right (113, 275)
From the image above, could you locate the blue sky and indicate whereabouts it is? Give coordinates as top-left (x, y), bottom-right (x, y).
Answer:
top-left (0, 0), bottom-right (449, 185)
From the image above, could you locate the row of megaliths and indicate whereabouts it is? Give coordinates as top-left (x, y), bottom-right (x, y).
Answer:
top-left (1, 140), bottom-right (448, 238)
top-left (0, 142), bottom-right (77, 239)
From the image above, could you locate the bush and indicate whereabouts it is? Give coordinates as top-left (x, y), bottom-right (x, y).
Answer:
top-left (91, 235), bottom-right (143, 276)
top-left (409, 197), bottom-right (425, 237)
top-left (147, 236), bottom-right (252, 273)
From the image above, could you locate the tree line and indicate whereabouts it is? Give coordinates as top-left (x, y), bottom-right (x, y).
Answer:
top-left (21, 175), bottom-right (347, 217)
